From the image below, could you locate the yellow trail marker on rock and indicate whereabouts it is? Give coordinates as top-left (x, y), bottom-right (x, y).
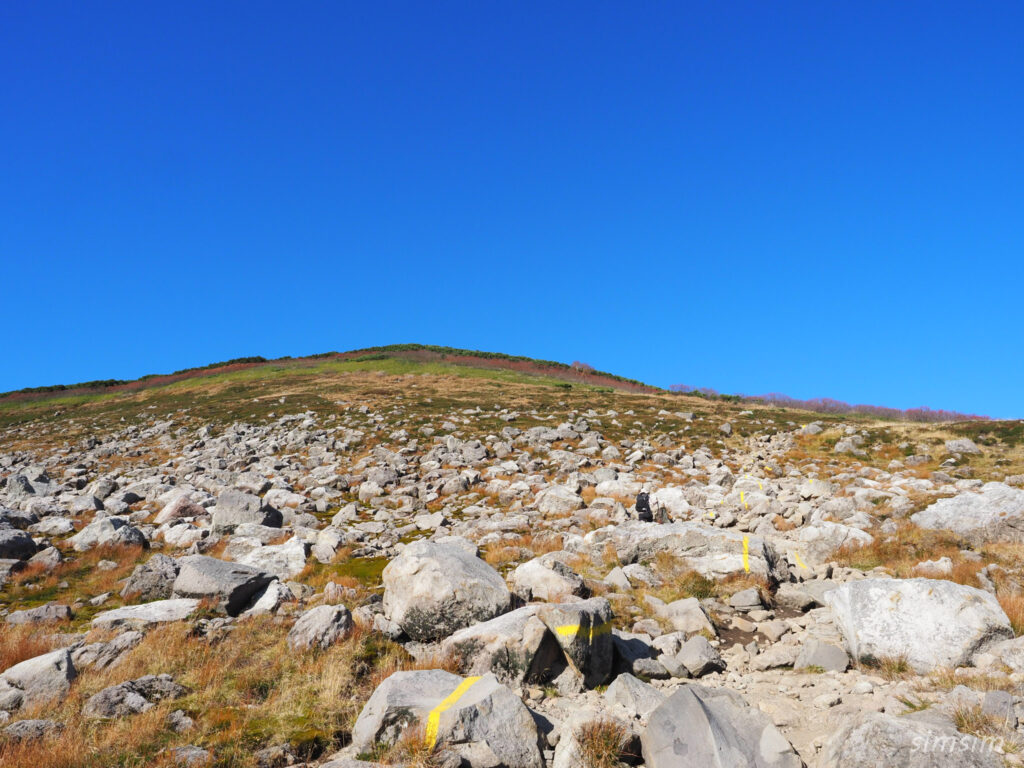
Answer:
top-left (742, 536), bottom-right (750, 573)
top-left (554, 620), bottom-right (612, 643)
top-left (425, 676), bottom-right (482, 749)
top-left (794, 551), bottom-right (809, 570)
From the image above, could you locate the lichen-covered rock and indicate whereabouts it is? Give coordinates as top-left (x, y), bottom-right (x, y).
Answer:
top-left (912, 482), bottom-right (1024, 543)
top-left (382, 540), bottom-right (510, 641)
top-left (442, 605), bottom-right (566, 684)
top-left (826, 577), bottom-right (1012, 672)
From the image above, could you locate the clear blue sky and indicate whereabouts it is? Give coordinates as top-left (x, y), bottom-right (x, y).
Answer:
top-left (2, 2), bottom-right (1022, 417)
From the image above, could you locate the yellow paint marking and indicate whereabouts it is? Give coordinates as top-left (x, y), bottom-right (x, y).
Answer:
top-left (740, 490), bottom-right (748, 509)
top-left (554, 620), bottom-right (612, 642)
top-left (793, 551), bottom-right (809, 570)
top-left (742, 536), bottom-right (750, 573)
top-left (425, 676), bottom-right (482, 749)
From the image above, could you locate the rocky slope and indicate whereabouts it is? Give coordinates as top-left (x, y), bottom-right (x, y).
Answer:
top-left (1, 355), bottom-right (1023, 767)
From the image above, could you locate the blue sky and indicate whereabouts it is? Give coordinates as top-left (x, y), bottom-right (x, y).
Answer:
top-left (1, 2), bottom-right (1022, 417)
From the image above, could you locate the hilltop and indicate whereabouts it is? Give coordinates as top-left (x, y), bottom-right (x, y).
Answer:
top-left (0, 346), bottom-right (1023, 767)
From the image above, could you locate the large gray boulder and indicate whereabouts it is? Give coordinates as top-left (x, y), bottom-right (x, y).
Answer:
top-left (796, 521), bottom-right (873, 561)
top-left (821, 711), bottom-right (1002, 768)
top-left (509, 554), bottom-right (588, 602)
top-left (69, 517), bottom-right (147, 552)
top-left (535, 485), bottom-right (585, 515)
top-left (912, 482), bottom-right (1024, 543)
top-left (121, 554), bottom-right (180, 601)
top-left (826, 577), bottom-right (1012, 672)
top-left (210, 490), bottom-right (281, 533)
top-left (351, 670), bottom-right (542, 768)
top-left (642, 684), bottom-right (800, 768)
top-left (794, 638), bottom-right (849, 672)
top-left (83, 674), bottom-right (188, 718)
top-left (5, 604), bottom-right (72, 625)
top-left (537, 598), bottom-right (615, 687)
top-left (945, 438), bottom-right (983, 455)
top-left (675, 635), bottom-right (726, 677)
top-left (382, 540), bottom-right (511, 641)
top-left (0, 528), bottom-right (37, 560)
top-left (71, 630), bottom-right (144, 671)
top-left (584, 522), bottom-right (789, 584)
top-left (92, 598), bottom-right (201, 629)
top-left (171, 555), bottom-right (275, 616)
top-left (234, 536), bottom-right (310, 580)
top-left (442, 605), bottom-right (567, 684)
top-left (287, 605), bottom-right (354, 651)
top-left (604, 672), bottom-right (666, 718)
top-left (0, 649), bottom-right (76, 713)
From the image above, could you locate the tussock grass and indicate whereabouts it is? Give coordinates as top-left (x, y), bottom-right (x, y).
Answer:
top-left (859, 653), bottom-right (911, 680)
top-left (577, 718), bottom-right (631, 768)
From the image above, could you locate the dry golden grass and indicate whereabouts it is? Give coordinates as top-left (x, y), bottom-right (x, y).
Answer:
top-left (997, 591), bottom-right (1024, 636)
top-left (0, 624), bottom-right (57, 670)
top-left (858, 653), bottom-right (911, 680)
top-left (482, 533), bottom-right (564, 568)
top-left (0, 615), bottom-right (461, 768)
top-left (927, 667), bottom-right (1018, 692)
top-left (577, 718), bottom-right (631, 768)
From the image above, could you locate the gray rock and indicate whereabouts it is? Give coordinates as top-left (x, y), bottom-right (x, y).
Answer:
top-left (241, 581), bottom-right (296, 617)
top-left (821, 711), bottom-right (1002, 768)
top-left (0, 529), bottom-right (37, 560)
top-left (537, 598), bottom-right (614, 687)
top-left (286, 605), bottom-right (354, 651)
top-left (794, 639), bottom-right (850, 672)
top-left (382, 540), bottom-right (511, 641)
top-left (912, 482), bottom-right (1024, 543)
top-left (981, 689), bottom-right (1015, 724)
top-left (0, 649), bottom-right (76, 713)
top-left (172, 555), bottom-right (275, 616)
top-left (83, 674), bottom-right (188, 718)
top-left (728, 588), bottom-right (762, 611)
top-left (676, 635), bottom-right (725, 677)
top-left (5, 604), bottom-right (72, 625)
top-left (154, 494), bottom-right (207, 525)
top-left (2, 718), bottom-right (63, 742)
top-left (443, 605), bottom-right (566, 685)
top-left (92, 598), bottom-right (201, 629)
top-left (121, 554), bottom-right (180, 601)
top-left (826, 577), bottom-right (1012, 672)
top-left (535, 485), bottom-right (585, 515)
top-left (642, 684), bottom-right (800, 768)
top-left (585, 522), bottom-right (789, 584)
top-left (71, 630), bottom-right (144, 671)
top-left (945, 438), bottom-right (982, 455)
top-left (164, 745), bottom-right (212, 766)
top-left (510, 555), bottom-right (588, 602)
top-left (211, 490), bottom-right (281, 533)
top-left (69, 517), bottom-right (147, 552)
top-left (604, 672), bottom-right (666, 718)
top-left (351, 670), bottom-right (542, 768)
top-left (234, 536), bottom-right (310, 580)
